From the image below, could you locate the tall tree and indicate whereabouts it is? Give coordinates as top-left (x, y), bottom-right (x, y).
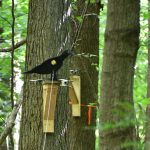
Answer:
top-left (19, 0), bottom-right (71, 149)
top-left (145, 0), bottom-right (150, 149)
top-left (99, 0), bottom-right (140, 149)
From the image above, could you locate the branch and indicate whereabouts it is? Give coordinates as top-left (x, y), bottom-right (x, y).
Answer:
top-left (0, 39), bottom-right (26, 52)
top-left (84, 13), bottom-right (99, 17)
top-left (0, 15), bottom-right (12, 26)
top-left (0, 0), bottom-right (2, 7)
top-left (0, 99), bottom-right (22, 145)
top-left (11, 0), bottom-right (15, 109)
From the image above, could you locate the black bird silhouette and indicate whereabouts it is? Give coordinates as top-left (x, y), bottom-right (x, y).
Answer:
top-left (24, 50), bottom-right (73, 80)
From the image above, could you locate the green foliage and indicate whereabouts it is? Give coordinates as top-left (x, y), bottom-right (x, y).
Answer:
top-left (133, 1), bottom-right (148, 148)
top-left (76, 15), bottom-right (83, 23)
top-left (89, 0), bottom-right (97, 4)
top-left (0, 0), bottom-right (28, 133)
top-left (0, 54), bottom-right (11, 132)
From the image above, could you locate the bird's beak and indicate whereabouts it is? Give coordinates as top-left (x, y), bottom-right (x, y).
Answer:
top-left (70, 50), bottom-right (76, 56)
top-left (69, 50), bottom-right (75, 56)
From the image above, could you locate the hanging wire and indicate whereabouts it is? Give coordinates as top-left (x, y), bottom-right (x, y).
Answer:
top-left (70, 0), bottom-right (89, 51)
top-left (69, 0), bottom-right (98, 98)
top-left (56, 0), bottom-right (89, 55)
top-left (70, 0), bottom-right (97, 98)
top-left (42, 72), bottom-right (55, 150)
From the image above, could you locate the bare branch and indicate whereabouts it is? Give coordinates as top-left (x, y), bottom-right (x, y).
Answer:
top-left (0, 15), bottom-right (12, 26)
top-left (0, 39), bottom-right (26, 52)
top-left (11, 0), bottom-right (15, 109)
top-left (0, 99), bottom-right (22, 145)
top-left (84, 13), bottom-right (99, 17)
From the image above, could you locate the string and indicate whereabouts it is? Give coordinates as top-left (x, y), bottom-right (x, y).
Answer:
top-left (81, 58), bottom-right (97, 98)
top-left (56, 0), bottom-right (89, 55)
top-left (68, 0), bottom-right (90, 78)
top-left (69, 0), bottom-right (97, 100)
top-left (70, 0), bottom-right (89, 51)
top-left (42, 72), bottom-right (54, 150)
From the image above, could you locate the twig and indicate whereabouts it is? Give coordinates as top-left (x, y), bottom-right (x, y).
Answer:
top-left (9, 0), bottom-right (16, 148)
top-left (0, 39), bottom-right (26, 52)
top-left (0, 15), bottom-right (12, 26)
top-left (84, 13), bottom-right (99, 17)
top-left (0, 99), bottom-right (22, 145)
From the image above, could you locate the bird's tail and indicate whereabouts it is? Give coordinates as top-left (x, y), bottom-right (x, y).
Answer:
top-left (23, 70), bottom-right (33, 74)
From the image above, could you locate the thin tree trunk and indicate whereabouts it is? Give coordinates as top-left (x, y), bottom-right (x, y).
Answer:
top-left (99, 0), bottom-right (140, 150)
top-left (145, 0), bottom-right (150, 149)
top-left (0, 1), bottom-right (7, 149)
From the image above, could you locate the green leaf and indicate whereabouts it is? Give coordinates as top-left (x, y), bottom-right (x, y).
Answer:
top-left (76, 16), bottom-right (83, 23)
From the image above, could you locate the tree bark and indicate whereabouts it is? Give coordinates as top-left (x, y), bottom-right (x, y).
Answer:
top-left (68, 1), bottom-right (100, 150)
top-left (99, 0), bottom-right (140, 150)
top-left (0, 141), bottom-right (7, 150)
top-left (145, 0), bottom-right (150, 149)
top-left (19, 0), bottom-right (99, 149)
top-left (19, 0), bottom-right (71, 149)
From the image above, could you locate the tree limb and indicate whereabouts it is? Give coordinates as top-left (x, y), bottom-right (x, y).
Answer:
top-left (10, 0), bottom-right (16, 147)
top-left (0, 15), bottom-right (12, 26)
top-left (0, 99), bottom-right (22, 145)
top-left (0, 39), bottom-right (26, 52)
top-left (11, 0), bottom-right (15, 110)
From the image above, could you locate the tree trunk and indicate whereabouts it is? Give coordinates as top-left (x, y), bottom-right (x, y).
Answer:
top-left (145, 1), bottom-right (150, 149)
top-left (19, 0), bottom-right (71, 149)
top-left (0, 141), bottom-right (7, 150)
top-left (99, 0), bottom-right (140, 150)
top-left (68, 1), bottom-right (100, 150)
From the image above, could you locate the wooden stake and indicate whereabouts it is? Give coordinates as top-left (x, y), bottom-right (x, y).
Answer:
top-left (69, 75), bottom-right (81, 116)
top-left (42, 80), bottom-right (59, 133)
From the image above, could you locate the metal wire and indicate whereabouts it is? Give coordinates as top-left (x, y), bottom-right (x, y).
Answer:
top-left (42, 72), bottom-right (54, 150)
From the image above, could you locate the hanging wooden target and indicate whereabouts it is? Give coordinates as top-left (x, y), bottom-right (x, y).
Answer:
top-left (42, 80), bottom-right (59, 133)
top-left (69, 75), bottom-right (81, 117)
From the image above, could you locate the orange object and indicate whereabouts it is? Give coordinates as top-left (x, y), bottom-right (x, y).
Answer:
top-left (70, 101), bottom-right (97, 125)
top-left (88, 107), bottom-right (92, 125)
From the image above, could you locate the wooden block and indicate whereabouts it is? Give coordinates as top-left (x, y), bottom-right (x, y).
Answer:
top-left (72, 104), bottom-right (80, 116)
top-left (43, 120), bottom-right (54, 132)
top-left (43, 81), bottom-right (59, 133)
top-left (69, 75), bottom-right (81, 117)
